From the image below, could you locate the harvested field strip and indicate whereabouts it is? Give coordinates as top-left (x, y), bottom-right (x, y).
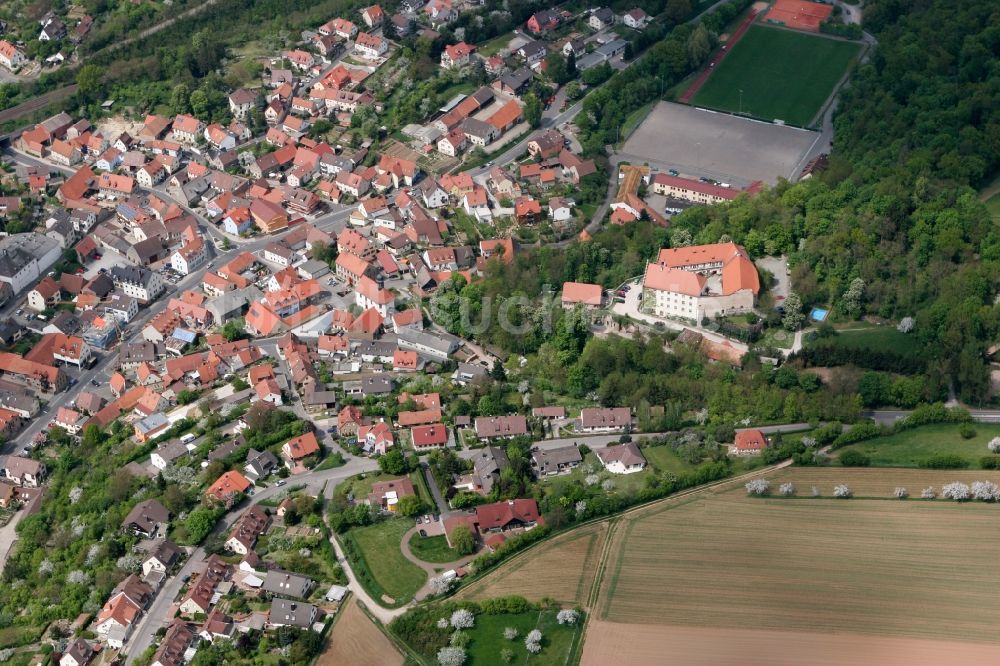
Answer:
top-left (581, 621), bottom-right (1000, 666)
top-left (757, 466), bottom-right (1000, 498)
top-left (316, 597), bottom-right (404, 666)
top-left (600, 493), bottom-right (1000, 642)
top-left (456, 521), bottom-right (609, 605)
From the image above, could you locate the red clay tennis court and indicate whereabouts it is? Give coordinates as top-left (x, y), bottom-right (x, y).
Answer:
top-left (763, 0), bottom-right (833, 33)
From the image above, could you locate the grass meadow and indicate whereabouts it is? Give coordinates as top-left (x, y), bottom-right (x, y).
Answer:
top-left (834, 423), bottom-right (1000, 468)
top-left (346, 518), bottom-right (427, 604)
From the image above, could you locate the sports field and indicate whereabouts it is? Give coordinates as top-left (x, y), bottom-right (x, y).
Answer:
top-left (692, 25), bottom-right (862, 126)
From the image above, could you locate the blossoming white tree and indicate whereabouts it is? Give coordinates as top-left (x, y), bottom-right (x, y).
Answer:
top-left (971, 480), bottom-right (1000, 501)
top-left (745, 479), bottom-right (770, 496)
top-left (437, 646), bottom-right (466, 666)
top-left (503, 627), bottom-right (518, 640)
top-left (557, 609), bottom-right (580, 625)
top-left (942, 482), bottom-right (970, 501)
top-left (893, 487), bottom-right (907, 499)
top-left (429, 576), bottom-right (455, 596)
top-left (988, 437), bottom-right (1000, 453)
top-left (833, 484), bottom-right (852, 498)
top-left (779, 482), bottom-right (795, 497)
top-left (921, 486), bottom-right (936, 499)
top-left (450, 609), bottom-right (475, 629)
top-left (525, 629), bottom-right (543, 654)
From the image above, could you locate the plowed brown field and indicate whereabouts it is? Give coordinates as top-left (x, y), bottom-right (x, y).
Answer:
top-left (456, 521), bottom-right (609, 605)
top-left (582, 621), bottom-right (1000, 666)
top-left (317, 597), bottom-right (403, 666)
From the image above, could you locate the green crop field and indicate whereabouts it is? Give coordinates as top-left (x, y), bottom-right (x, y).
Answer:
top-left (692, 25), bottom-right (862, 126)
top-left (834, 423), bottom-right (1000, 468)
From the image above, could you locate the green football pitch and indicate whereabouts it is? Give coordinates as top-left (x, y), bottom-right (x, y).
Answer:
top-left (692, 25), bottom-right (862, 127)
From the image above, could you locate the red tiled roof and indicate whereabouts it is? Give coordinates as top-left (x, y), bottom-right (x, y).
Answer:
top-left (283, 432), bottom-right (320, 459)
top-left (561, 282), bottom-right (602, 306)
top-left (643, 262), bottom-right (706, 297)
top-left (475, 498), bottom-right (542, 531)
top-left (734, 429), bottom-right (767, 451)
top-left (411, 423), bottom-right (449, 447)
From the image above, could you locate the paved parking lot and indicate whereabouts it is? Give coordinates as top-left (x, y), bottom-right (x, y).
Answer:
top-left (621, 102), bottom-right (820, 186)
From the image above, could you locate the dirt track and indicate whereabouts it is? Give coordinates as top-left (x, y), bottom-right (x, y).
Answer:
top-left (582, 622), bottom-right (1000, 666)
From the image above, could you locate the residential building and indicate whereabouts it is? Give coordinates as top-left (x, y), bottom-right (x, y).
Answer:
top-left (142, 539), bottom-right (182, 577)
top-left (229, 89), bottom-right (258, 119)
top-left (60, 639), bottom-right (94, 666)
top-left (0, 40), bottom-right (26, 71)
top-left (110, 265), bottom-right (165, 302)
top-left (244, 448), bottom-right (279, 481)
top-left (171, 236), bottom-right (208, 276)
top-left (362, 5), bottom-right (385, 27)
top-left (731, 429), bottom-right (768, 455)
top-left (561, 281), bottom-right (603, 308)
top-left (151, 620), bottom-right (195, 666)
top-left (474, 415), bottom-right (528, 441)
top-left (532, 445), bottom-right (583, 476)
top-left (589, 7), bottom-right (614, 30)
top-left (263, 570), bottom-right (314, 599)
top-left (358, 421), bottom-right (394, 455)
top-left (150, 440), bottom-right (188, 470)
top-left (580, 407), bottom-right (632, 432)
top-left (0, 232), bottom-right (62, 293)
top-left (441, 41), bottom-right (475, 68)
top-left (354, 32), bottom-right (388, 59)
top-left (471, 446), bottom-right (510, 495)
top-left (366, 478), bottom-right (415, 512)
top-left (226, 505), bottom-right (271, 555)
top-left (527, 9), bottom-right (561, 33)
top-left (205, 470), bottom-right (252, 507)
top-left (281, 432), bottom-right (321, 466)
top-left (594, 442), bottom-right (647, 474)
top-left (3, 455), bottom-right (46, 487)
top-left (269, 598), bottom-right (318, 628)
top-left (411, 423), bottom-right (448, 451)
top-left (623, 7), bottom-right (649, 29)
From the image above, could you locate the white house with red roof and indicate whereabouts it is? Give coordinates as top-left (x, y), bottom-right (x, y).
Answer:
top-left (441, 42), bottom-right (475, 69)
top-left (354, 32), bottom-right (388, 59)
top-left (362, 5), bottom-right (385, 27)
top-left (358, 421), bottom-right (394, 455)
top-left (642, 242), bottom-right (760, 321)
top-left (730, 429), bottom-right (768, 455)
